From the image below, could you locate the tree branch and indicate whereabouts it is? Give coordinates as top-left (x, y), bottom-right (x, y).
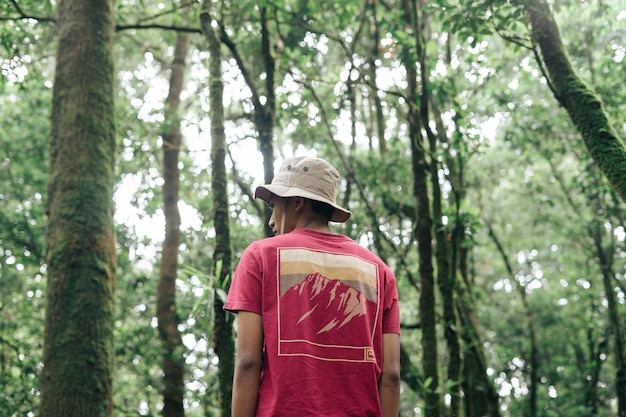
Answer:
top-left (115, 23), bottom-right (202, 34)
top-left (0, 0), bottom-right (56, 24)
top-left (217, 22), bottom-right (264, 118)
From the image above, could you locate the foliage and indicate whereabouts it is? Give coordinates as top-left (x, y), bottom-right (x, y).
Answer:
top-left (0, 68), bottom-right (50, 417)
top-left (0, 0), bottom-right (625, 416)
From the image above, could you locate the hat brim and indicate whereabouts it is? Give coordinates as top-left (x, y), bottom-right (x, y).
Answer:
top-left (255, 184), bottom-right (351, 223)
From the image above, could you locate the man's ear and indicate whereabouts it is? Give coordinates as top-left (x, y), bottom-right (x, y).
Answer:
top-left (293, 196), bottom-right (306, 211)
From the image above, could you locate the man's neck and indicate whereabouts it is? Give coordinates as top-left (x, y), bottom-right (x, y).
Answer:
top-left (295, 217), bottom-right (332, 234)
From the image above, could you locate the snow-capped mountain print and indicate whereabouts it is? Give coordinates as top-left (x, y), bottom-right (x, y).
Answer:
top-left (281, 272), bottom-right (375, 335)
top-left (277, 248), bottom-right (380, 362)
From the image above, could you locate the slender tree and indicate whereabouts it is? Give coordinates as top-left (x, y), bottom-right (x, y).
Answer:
top-left (365, 0), bottom-right (387, 155)
top-left (40, 0), bottom-right (116, 415)
top-left (456, 258), bottom-right (502, 417)
top-left (417, 3), bottom-right (463, 415)
top-left (485, 217), bottom-right (539, 417)
top-left (402, 0), bottom-right (440, 414)
top-left (588, 176), bottom-right (626, 417)
top-left (157, 19), bottom-right (190, 417)
top-left (200, 3), bottom-right (235, 416)
top-left (217, 4), bottom-right (277, 236)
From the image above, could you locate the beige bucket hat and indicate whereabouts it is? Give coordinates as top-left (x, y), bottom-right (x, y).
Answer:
top-left (254, 156), bottom-right (352, 223)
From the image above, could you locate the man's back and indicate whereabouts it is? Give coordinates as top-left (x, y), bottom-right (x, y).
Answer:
top-left (226, 228), bottom-right (400, 416)
top-left (226, 156), bottom-right (400, 417)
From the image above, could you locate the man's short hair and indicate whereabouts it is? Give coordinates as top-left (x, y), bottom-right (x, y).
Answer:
top-left (310, 199), bottom-right (334, 220)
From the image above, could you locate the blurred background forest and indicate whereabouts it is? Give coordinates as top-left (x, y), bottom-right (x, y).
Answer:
top-left (1, 0), bottom-right (625, 416)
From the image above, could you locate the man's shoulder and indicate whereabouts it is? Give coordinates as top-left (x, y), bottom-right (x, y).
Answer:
top-left (244, 232), bottom-right (303, 253)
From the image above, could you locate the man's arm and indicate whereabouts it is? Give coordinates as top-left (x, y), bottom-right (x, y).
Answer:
top-left (231, 311), bottom-right (264, 417)
top-left (379, 332), bottom-right (401, 417)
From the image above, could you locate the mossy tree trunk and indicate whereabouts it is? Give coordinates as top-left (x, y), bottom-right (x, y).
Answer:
top-left (40, 0), bottom-right (116, 416)
top-left (417, 3), bottom-right (463, 415)
top-left (402, 0), bottom-right (440, 415)
top-left (522, 3), bottom-right (626, 412)
top-left (456, 249), bottom-right (502, 417)
top-left (521, 0), bottom-right (626, 203)
top-left (157, 20), bottom-right (189, 417)
top-left (200, 4), bottom-right (235, 416)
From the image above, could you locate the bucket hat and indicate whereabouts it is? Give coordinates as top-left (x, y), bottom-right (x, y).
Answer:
top-left (254, 156), bottom-right (352, 223)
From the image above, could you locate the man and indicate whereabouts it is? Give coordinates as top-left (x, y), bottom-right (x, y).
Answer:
top-left (225, 156), bottom-right (401, 417)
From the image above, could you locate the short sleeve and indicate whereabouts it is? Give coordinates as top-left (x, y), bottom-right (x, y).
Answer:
top-left (382, 267), bottom-right (401, 334)
top-left (224, 242), bottom-right (263, 315)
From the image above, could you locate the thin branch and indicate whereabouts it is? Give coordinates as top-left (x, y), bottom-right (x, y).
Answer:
top-left (217, 22), bottom-right (265, 118)
top-left (529, 39), bottom-right (561, 102)
top-left (133, 0), bottom-right (197, 25)
top-left (115, 23), bottom-right (202, 34)
top-left (0, 0), bottom-right (56, 24)
top-left (1, 0), bottom-right (205, 33)
top-left (493, 24), bottom-right (561, 103)
top-left (227, 147), bottom-right (264, 220)
top-left (0, 335), bottom-right (20, 353)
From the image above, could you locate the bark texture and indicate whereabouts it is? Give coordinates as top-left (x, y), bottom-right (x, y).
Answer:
top-left (403, 0), bottom-right (440, 415)
top-left (40, 0), bottom-right (116, 415)
top-left (522, 0), bottom-right (626, 203)
top-left (456, 264), bottom-right (502, 417)
top-left (417, 2), bottom-right (462, 415)
top-left (200, 4), bottom-right (235, 416)
top-left (157, 24), bottom-right (189, 417)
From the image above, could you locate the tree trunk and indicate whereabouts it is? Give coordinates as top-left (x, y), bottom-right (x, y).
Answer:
top-left (485, 217), bottom-right (538, 417)
top-left (217, 5), bottom-right (276, 237)
top-left (592, 215), bottom-right (626, 417)
top-left (578, 323), bottom-right (609, 415)
top-left (366, 0), bottom-right (387, 155)
top-left (522, 0), bottom-right (626, 203)
top-left (417, 3), bottom-right (463, 415)
top-left (402, 0), bottom-right (440, 414)
top-left (457, 245), bottom-right (502, 417)
top-left (157, 22), bottom-right (189, 417)
top-left (257, 5), bottom-right (277, 237)
top-left (400, 343), bottom-right (424, 393)
top-left (40, 0), bottom-right (116, 415)
top-left (200, 4), bottom-right (235, 417)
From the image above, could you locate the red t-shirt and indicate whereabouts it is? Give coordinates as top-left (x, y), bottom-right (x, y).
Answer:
top-left (225, 228), bottom-right (400, 417)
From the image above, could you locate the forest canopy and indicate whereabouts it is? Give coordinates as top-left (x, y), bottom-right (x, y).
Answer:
top-left (0, 0), bottom-right (625, 416)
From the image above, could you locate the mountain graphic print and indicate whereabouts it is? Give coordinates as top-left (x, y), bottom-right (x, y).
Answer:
top-left (277, 248), bottom-right (380, 362)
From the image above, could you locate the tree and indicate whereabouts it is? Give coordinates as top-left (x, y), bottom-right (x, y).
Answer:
top-left (400, 0), bottom-right (441, 414)
top-left (216, 0), bottom-right (278, 237)
top-left (1, 0), bottom-right (625, 415)
top-left (157, 14), bottom-right (190, 417)
top-left (200, 2), bottom-right (235, 416)
top-left (39, 0), bottom-right (117, 415)
top-left (521, 0), bottom-right (626, 204)
top-left (519, 4), bottom-right (626, 411)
